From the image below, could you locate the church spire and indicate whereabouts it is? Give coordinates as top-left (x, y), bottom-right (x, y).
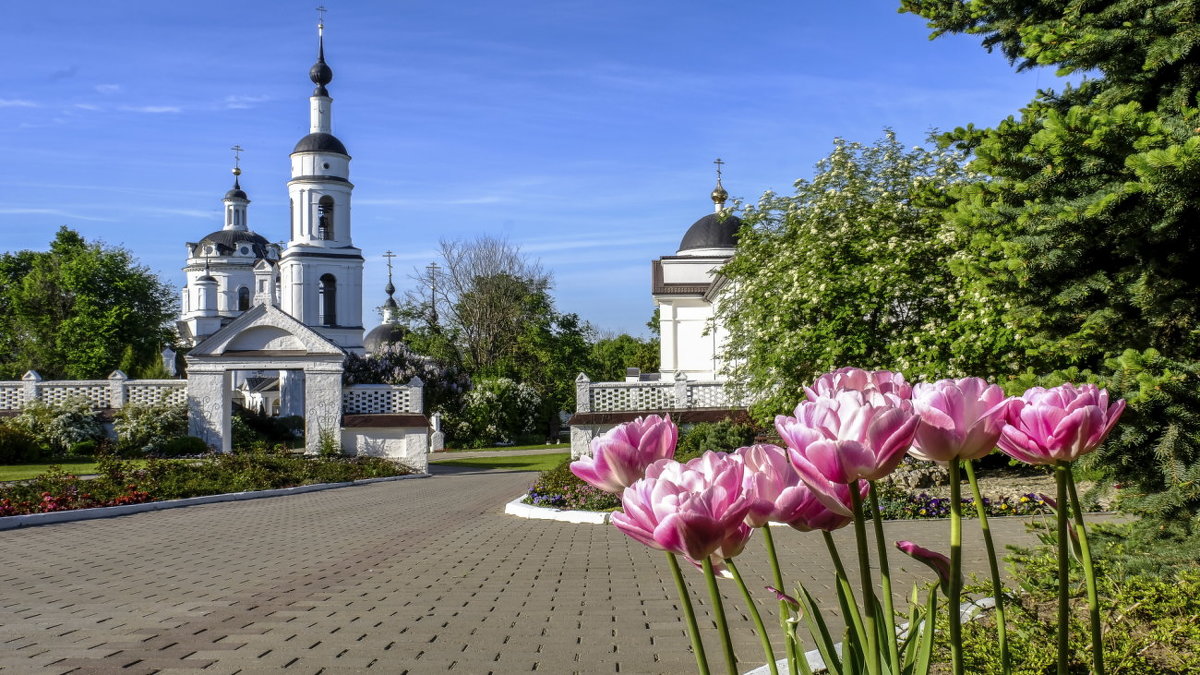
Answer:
top-left (382, 250), bottom-right (398, 322)
top-left (223, 144), bottom-right (250, 231)
top-left (710, 157), bottom-right (728, 212)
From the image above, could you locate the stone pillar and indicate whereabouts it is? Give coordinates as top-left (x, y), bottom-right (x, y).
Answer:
top-left (108, 370), bottom-right (129, 409)
top-left (279, 370), bottom-right (305, 418)
top-left (304, 368), bottom-right (344, 455)
top-left (429, 412), bottom-right (445, 452)
top-left (408, 376), bottom-right (424, 414)
top-left (187, 370), bottom-right (231, 452)
top-left (674, 370), bottom-right (689, 409)
top-left (575, 373), bottom-right (591, 413)
top-left (21, 370), bottom-right (42, 406)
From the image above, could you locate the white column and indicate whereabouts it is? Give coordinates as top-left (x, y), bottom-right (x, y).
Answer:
top-left (187, 370), bottom-right (231, 453)
top-left (303, 368), bottom-right (344, 455)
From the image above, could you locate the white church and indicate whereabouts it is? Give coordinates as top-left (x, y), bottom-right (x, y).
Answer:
top-left (172, 20), bottom-right (429, 463)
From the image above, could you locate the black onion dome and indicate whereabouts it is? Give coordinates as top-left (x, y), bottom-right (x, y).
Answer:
top-left (363, 323), bottom-right (408, 353)
top-left (310, 61), bottom-right (333, 87)
top-left (224, 187), bottom-right (248, 200)
top-left (198, 230), bottom-right (271, 256)
top-left (292, 132), bottom-right (348, 155)
top-left (197, 274), bottom-right (217, 283)
top-left (678, 212), bottom-right (743, 253)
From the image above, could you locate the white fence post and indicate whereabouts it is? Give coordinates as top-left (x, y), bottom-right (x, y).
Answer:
top-left (21, 370), bottom-right (41, 406)
top-left (108, 370), bottom-right (129, 408)
top-left (674, 371), bottom-right (689, 409)
top-left (575, 373), bottom-right (591, 413)
top-left (407, 376), bottom-right (424, 414)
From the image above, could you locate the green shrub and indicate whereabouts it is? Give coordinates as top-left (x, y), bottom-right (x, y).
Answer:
top-left (0, 424), bottom-right (47, 463)
top-left (67, 439), bottom-right (99, 458)
top-left (157, 435), bottom-right (209, 457)
top-left (675, 420), bottom-right (757, 462)
top-left (316, 427), bottom-right (342, 458)
top-left (113, 399), bottom-right (187, 456)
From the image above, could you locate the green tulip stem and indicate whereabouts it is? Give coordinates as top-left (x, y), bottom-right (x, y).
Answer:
top-left (1065, 465), bottom-right (1105, 675)
top-left (821, 530), bottom-right (851, 591)
top-left (964, 460), bottom-right (1010, 675)
top-left (868, 482), bottom-right (901, 670)
top-left (762, 525), bottom-right (801, 675)
top-left (1054, 463), bottom-right (1070, 675)
top-left (702, 557), bottom-right (738, 675)
top-left (948, 460), bottom-right (964, 675)
top-left (727, 558), bottom-right (779, 675)
top-left (666, 552), bottom-right (710, 675)
top-left (848, 482), bottom-right (881, 675)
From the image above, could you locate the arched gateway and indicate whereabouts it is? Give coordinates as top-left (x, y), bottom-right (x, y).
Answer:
top-left (185, 304), bottom-right (346, 454)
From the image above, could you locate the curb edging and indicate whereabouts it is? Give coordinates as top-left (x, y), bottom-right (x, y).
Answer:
top-left (0, 473), bottom-right (430, 531)
top-left (503, 495), bottom-right (611, 524)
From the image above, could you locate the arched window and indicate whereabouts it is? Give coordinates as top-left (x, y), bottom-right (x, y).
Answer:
top-left (318, 274), bottom-right (337, 326)
top-left (317, 196), bottom-right (334, 240)
top-left (237, 286), bottom-right (250, 311)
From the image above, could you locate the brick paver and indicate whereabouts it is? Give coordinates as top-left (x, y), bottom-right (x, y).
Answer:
top-left (0, 463), bottom-right (1061, 674)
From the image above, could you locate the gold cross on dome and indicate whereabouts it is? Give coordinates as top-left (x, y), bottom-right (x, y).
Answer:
top-left (713, 157), bottom-right (724, 181)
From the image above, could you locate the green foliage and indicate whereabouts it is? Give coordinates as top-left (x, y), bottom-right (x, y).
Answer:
top-left (523, 457), bottom-right (621, 511)
top-left (8, 398), bottom-right (104, 456)
top-left (0, 423), bottom-right (47, 464)
top-left (956, 521), bottom-right (1200, 673)
top-left (157, 435), bottom-right (208, 458)
top-left (316, 427), bottom-right (342, 458)
top-left (674, 421), bottom-right (757, 462)
top-left (0, 227), bottom-right (176, 379)
top-left (444, 377), bottom-right (542, 448)
top-left (719, 132), bottom-right (973, 420)
top-left (589, 333), bottom-right (659, 381)
top-left (113, 399), bottom-right (187, 456)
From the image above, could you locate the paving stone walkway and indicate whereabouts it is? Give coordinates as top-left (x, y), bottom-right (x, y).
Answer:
top-left (0, 463), bottom-right (1065, 674)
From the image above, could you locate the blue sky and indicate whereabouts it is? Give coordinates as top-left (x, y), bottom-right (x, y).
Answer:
top-left (3, 1), bottom-right (1060, 337)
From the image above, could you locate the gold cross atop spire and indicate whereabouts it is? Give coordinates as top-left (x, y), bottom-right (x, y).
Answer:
top-left (711, 158), bottom-right (728, 210)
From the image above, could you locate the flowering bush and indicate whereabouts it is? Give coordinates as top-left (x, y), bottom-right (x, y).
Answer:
top-left (113, 399), bottom-right (187, 456)
top-left (9, 398), bottom-right (104, 456)
top-left (446, 377), bottom-right (541, 448)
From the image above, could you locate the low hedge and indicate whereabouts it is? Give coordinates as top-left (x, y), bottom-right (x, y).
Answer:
top-left (0, 447), bottom-right (414, 517)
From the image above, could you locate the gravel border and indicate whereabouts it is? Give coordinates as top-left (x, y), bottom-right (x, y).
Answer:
top-left (0, 473), bottom-right (430, 531)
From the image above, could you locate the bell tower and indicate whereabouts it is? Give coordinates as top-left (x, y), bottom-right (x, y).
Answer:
top-left (277, 11), bottom-right (365, 352)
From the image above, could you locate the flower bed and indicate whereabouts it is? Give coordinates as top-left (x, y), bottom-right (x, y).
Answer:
top-left (0, 449), bottom-right (414, 517)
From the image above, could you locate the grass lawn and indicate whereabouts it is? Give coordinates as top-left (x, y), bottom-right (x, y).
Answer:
top-left (429, 452), bottom-right (568, 472)
top-left (439, 442), bottom-right (570, 453)
top-left (0, 461), bottom-right (148, 482)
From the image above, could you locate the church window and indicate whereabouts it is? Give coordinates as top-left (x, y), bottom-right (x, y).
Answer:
top-left (237, 286), bottom-right (250, 311)
top-left (318, 274), bottom-right (337, 325)
top-left (317, 196), bottom-right (334, 240)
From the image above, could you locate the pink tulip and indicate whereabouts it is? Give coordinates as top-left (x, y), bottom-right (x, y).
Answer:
top-left (805, 367), bottom-right (912, 405)
top-left (997, 384), bottom-right (1126, 465)
top-left (896, 540), bottom-right (955, 592)
top-left (779, 390), bottom-right (920, 487)
top-left (910, 377), bottom-right (1010, 463)
top-left (611, 452), bottom-right (752, 564)
top-left (785, 482), bottom-right (865, 532)
top-left (736, 444), bottom-right (820, 527)
top-left (570, 414), bottom-right (678, 493)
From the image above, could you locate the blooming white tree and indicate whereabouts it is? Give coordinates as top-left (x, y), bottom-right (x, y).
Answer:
top-left (719, 131), bottom-right (975, 419)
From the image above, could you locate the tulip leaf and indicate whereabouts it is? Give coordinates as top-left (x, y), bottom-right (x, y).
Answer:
top-left (796, 582), bottom-right (841, 674)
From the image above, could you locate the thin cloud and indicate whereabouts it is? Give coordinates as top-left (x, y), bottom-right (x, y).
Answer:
top-left (49, 65), bottom-right (78, 81)
top-left (224, 94), bottom-right (270, 109)
top-left (0, 99), bottom-right (38, 108)
top-left (0, 207), bottom-right (116, 222)
top-left (120, 105), bottom-right (182, 114)
top-left (73, 103), bottom-right (103, 111)
top-left (356, 195), bottom-right (510, 206)
top-left (94, 84), bottom-right (121, 94)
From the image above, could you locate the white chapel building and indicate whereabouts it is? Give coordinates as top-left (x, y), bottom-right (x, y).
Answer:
top-left (179, 23), bottom-right (364, 354)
